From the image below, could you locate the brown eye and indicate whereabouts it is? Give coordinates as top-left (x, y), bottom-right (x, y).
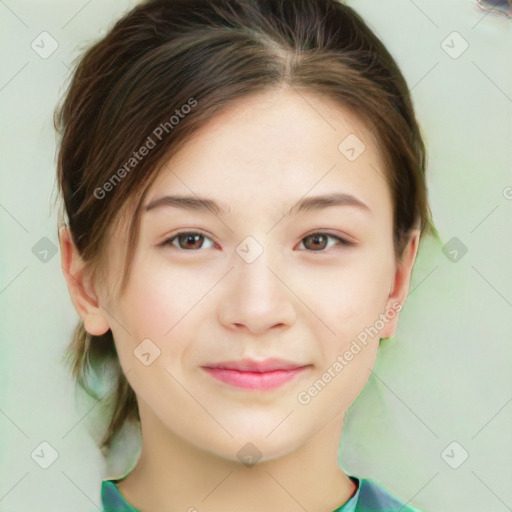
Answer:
top-left (159, 231), bottom-right (354, 253)
top-left (161, 232), bottom-right (215, 251)
top-left (300, 233), bottom-right (354, 252)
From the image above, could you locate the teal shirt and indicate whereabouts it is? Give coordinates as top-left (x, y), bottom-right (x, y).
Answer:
top-left (100, 475), bottom-right (423, 511)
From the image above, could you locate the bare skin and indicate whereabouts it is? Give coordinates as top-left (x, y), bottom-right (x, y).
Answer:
top-left (60, 86), bottom-right (420, 512)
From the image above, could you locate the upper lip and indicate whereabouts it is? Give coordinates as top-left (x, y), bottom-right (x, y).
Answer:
top-left (203, 358), bottom-right (308, 372)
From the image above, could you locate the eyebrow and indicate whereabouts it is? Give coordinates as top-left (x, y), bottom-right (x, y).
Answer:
top-left (144, 192), bottom-right (372, 218)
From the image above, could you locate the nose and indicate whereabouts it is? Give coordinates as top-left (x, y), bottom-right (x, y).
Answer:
top-left (217, 247), bottom-right (297, 335)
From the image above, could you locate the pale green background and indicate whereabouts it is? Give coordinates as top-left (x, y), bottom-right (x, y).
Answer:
top-left (0, 1), bottom-right (511, 511)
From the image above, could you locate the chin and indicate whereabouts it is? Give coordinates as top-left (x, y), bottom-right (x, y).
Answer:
top-left (194, 425), bottom-right (307, 466)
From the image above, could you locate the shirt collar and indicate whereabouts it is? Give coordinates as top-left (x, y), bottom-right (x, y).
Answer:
top-left (101, 475), bottom-right (361, 512)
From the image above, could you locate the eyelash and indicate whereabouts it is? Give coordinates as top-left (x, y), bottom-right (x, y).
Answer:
top-left (159, 231), bottom-right (355, 252)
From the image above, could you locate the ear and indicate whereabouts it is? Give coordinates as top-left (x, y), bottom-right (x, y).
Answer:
top-left (380, 230), bottom-right (421, 339)
top-left (58, 224), bottom-right (111, 336)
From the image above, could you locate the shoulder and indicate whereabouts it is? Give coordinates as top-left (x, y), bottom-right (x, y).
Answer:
top-left (355, 477), bottom-right (424, 512)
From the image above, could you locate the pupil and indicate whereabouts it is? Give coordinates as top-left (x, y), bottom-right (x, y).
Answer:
top-left (310, 234), bottom-right (325, 249)
top-left (185, 234), bottom-right (200, 248)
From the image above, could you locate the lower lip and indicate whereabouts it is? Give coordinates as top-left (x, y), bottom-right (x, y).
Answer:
top-left (202, 367), bottom-right (308, 390)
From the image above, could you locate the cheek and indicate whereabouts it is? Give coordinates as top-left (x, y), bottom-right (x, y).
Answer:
top-left (331, 343), bottom-right (379, 411)
top-left (113, 261), bottom-right (212, 373)
top-left (109, 269), bottom-right (193, 405)
top-left (309, 256), bottom-right (391, 343)
top-left (107, 276), bottom-right (180, 386)
top-left (121, 262), bottom-right (191, 340)
top-left (295, 336), bottom-right (379, 425)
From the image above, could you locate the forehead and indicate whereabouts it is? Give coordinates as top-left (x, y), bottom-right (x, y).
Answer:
top-left (144, 88), bottom-right (391, 222)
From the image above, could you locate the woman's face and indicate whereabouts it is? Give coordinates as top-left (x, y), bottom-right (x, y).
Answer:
top-left (78, 88), bottom-right (419, 462)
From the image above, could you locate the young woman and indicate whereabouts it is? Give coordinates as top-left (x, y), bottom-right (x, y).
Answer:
top-left (55, 0), bottom-right (438, 510)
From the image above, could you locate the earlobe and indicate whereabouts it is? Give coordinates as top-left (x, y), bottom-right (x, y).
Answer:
top-left (380, 230), bottom-right (421, 340)
top-left (58, 225), bottom-right (111, 336)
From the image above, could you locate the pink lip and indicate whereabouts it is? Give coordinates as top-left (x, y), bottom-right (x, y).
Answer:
top-left (202, 358), bottom-right (310, 390)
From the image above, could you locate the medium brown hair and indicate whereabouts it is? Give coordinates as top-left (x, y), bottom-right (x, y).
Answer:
top-left (53, 0), bottom-right (438, 456)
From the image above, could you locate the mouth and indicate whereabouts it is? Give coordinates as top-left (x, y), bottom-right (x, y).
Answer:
top-left (201, 358), bottom-right (311, 390)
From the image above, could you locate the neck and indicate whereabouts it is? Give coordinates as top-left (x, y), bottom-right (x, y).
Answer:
top-left (116, 401), bottom-right (357, 512)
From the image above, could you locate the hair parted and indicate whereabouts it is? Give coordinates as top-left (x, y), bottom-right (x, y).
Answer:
top-left (53, 0), bottom-right (438, 455)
